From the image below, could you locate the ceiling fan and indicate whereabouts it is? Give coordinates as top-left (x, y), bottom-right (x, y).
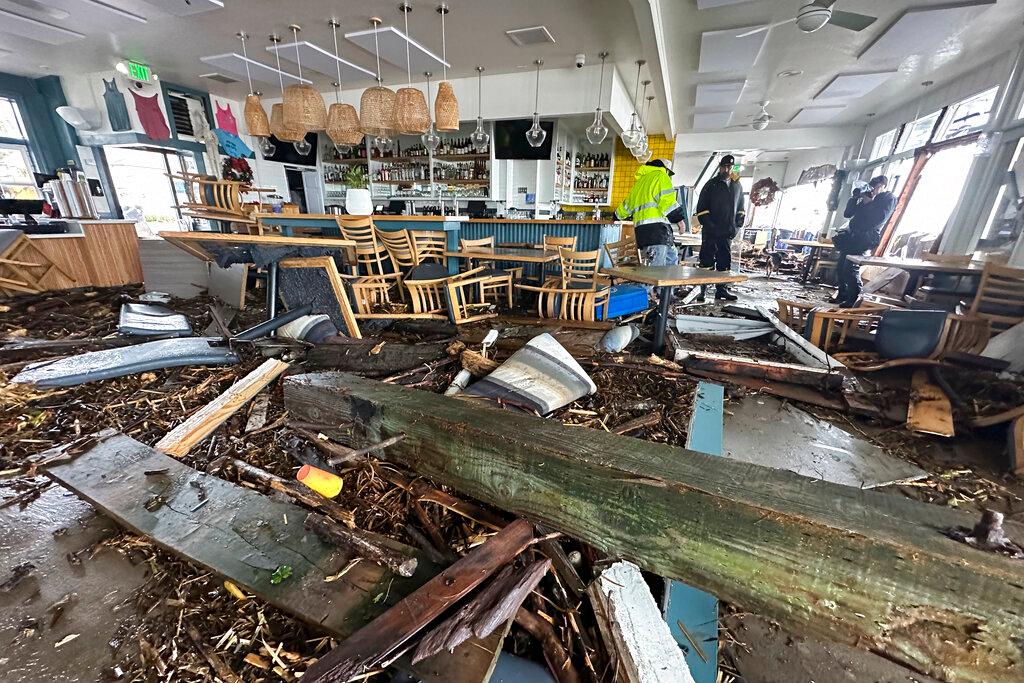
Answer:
top-left (737, 0), bottom-right (877, 38)
top-left (728, 101), bottom-right (774, 131)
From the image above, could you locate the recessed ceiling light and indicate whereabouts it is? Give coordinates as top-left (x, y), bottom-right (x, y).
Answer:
top-left (777, 69), bottom-right (803, 78)
top-left (867, 112), bottom-right (876, 117)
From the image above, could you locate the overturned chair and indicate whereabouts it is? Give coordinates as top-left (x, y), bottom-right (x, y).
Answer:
top-left (519, 248), bottom-right (610, 322)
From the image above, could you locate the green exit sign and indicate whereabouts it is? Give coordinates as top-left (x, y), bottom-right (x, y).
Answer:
top-left (127, 61), bottom-right (151, 81)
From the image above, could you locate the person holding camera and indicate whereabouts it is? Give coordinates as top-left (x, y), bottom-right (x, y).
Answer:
top-left (833, 175), bottom-right (897, 307)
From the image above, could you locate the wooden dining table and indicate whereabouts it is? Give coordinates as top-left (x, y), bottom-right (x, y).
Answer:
top-left (602, 265), bottom-right (748, 355)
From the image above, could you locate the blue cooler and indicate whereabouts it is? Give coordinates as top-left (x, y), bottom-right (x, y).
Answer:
top-left (599, 283), bottom-right (650, 320)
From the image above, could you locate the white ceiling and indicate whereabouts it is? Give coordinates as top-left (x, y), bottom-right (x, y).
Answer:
top-left (0, 0), bottom-right (646, 100)
top-left (660, 0), bottom-right (1024, 134)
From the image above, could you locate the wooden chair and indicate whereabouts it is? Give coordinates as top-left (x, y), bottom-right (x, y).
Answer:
top-left (404, 266), bottom-right (498, 324)
top-left (457, 236), bottom-right (516, 307)
top-left (776, 299), bottom-right (883, 354)
top-left (174, 172), bottom-right (265, 229)
top-left (835, 314), bottom-right (990, 371)
top-left (0, 230), bottom-right (77, 296)
top-left (377, 228), bottom-right (418, 271)
top-left (520, 249), bottom-right (611, 322)
top-left (335, 216), bottom-right (403, 304)
top-left (960, 262), bottom-right (1024, 335)
top-left (604, 236), bottom-right (640, 268)
top-left (541, 234), bottom-right (578, 280)
top-left (409, 230), bottom-right (447, 264)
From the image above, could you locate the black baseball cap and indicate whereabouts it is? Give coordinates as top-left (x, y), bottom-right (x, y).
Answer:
top-left (719, 154), bottom-right (735, 167)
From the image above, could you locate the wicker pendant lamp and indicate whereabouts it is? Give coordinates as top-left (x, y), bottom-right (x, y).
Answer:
top-left (237, 32), bottom-right (271, 138)
top-left (281, 25), bottom-right (327, 131)
top-left (325, 19), bottom-right (363, 148)
top-left (394, 3), bottom-right (429, 134)
top-left (433, 4), bottom-right (459, 131)
top-left (268, 34), bottom-right (307, 143)
top-left (360, 17), bottom-right (397, 138)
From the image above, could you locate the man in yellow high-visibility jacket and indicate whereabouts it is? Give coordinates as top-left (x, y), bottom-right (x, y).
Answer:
top-left (615, 159), bottom-right (686, 269)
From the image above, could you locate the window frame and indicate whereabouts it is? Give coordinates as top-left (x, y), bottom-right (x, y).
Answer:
top-left (936, 86), bottom-right (1000, 142)
top-left (870, 127), bottom-right (900, 161)
top-left (0, 97), bottom-right (41, 200)
top-left (895, 108), bottom-right (945, 154)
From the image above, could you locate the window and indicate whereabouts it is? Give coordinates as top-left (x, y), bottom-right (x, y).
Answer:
top-left (936, 87), bottom-right (999, 141)
top-left (0, 97), bottom-right (40, 199)
top-left (895, 110), bottom-right (943, 153)
top-left (870, 128), bottom-right (898, 161)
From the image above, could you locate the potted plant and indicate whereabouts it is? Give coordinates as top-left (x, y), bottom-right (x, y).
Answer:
top-left (343, 166), bottom-right (372, 216)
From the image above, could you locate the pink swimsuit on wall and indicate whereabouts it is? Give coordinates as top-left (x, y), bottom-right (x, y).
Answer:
top-left (130, 90), bottom-right (171, 140)
top-left (215, 102), bottom-right (238, 135)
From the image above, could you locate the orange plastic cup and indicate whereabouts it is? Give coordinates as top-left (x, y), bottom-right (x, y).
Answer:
top-left (296, 464), bottom-right (343, 499)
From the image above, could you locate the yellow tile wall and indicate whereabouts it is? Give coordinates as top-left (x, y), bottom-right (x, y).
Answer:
top-left (562, 134), bottom-right (676, 212)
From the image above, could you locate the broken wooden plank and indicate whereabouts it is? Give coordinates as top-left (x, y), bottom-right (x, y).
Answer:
top-left (156, 359), bottom-right (290, 456)
top-left (676, 350), bottom-right (844, 391)
top-left (305, 512), bottom-right (418, 577)
top-left (1010, 416), bottom-right (1024, 477)
top-left (413, 559), bottom-right (551, 663)
top-left (591, 561), bottom-right (694, 683)
top-left (973, 403), bottom-right (1024, 428)
top-left (908, 369), bottom-right (955, 437)
top-left (302, 519), bottom-right (536, 682)
top-left (284, 371), bottom-right (1024, 682)
top-left (44, 432), bottom-right (496, 683)
top-left (514, 606), bottom-right (581, 683)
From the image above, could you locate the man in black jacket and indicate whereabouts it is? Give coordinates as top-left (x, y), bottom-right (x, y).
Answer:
top-left (835, 175), bottom-right (897, 307)
top-left (694, 154), bottom-right (745, 301)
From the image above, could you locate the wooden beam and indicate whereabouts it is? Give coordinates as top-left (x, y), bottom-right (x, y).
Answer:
top-left (907, 370), bottom-right (955, 437)
top-left (283, 371), bottom-right (1024, 682)
top-left (156, 359), bottom-right (290, 457)
top-left (676, 350), bottom-right (844, 391)
top-left (302, 519), bottom-right (536, 682)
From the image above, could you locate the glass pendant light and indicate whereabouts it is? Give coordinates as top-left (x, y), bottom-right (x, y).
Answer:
top-left (293, 137), bottom-right (312, 155)
top-left (631, 80), bottom-right (651, 159)
top-left (259, 137), bottom-right (276, 156)
top-left (585, 51), bottom-right (609, 145)
top-left (373, 135), bottom-right (394, 155)
top-left (619, 60), bottom-right (645, 149)
top-left (526, 60), bottom-right (546, 148)
top-left (421, 71), bottom-right (441, 154)
top-left (470, 66), bottom-right (490, 153)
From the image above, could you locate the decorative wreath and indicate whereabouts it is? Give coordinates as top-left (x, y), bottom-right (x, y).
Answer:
top-left (750, 177), bottom-right (780, 207)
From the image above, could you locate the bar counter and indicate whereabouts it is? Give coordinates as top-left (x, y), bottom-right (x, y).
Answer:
top-left (28, 219), bottom-right (143, 288)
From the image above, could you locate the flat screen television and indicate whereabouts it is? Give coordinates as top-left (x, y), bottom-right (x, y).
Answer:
top-left (263, 132), bottom-right (318, 166)
top-left (494, 119), bottom-right (554, 160)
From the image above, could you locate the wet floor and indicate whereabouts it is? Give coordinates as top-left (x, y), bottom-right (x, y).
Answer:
top-left (0, 481), bottom-right (147, 682)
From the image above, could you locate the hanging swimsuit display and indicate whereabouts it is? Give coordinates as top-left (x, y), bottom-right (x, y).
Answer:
top-left (130, 90), bottom-right (171, 140)
top-left (214, 102), bottom-right (238, 135)
top-left (102, 79), bottom-right (131, 132)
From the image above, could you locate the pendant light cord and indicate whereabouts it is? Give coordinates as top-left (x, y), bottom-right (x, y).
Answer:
top-left (403, 7), bottom-right (412, 86)
top-left (240, 34), bottom-right (254, 95)
top-left (272, 39), bottom-right (285, 96)
top-left (331, 21), bottom-right (343, 105)
top-left (477, 68), bottom-right (482, 117)
top-left (596, 53), bottom-right (605, 108)
top-left (373, 22), bottom-right (383, 86)
top-left (631, 62), bottom-right (642, 116)
top-left (291, 27), bottom-right (303, 80)
top-left (534, 62), bottom-right (540, 114)
top-left (440, 8), bottom-right (447, 81)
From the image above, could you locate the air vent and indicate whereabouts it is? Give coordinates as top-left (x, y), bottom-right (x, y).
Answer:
top-left (167, 93), bottom-right (195, 138)
top-left (505, 26), bottom-right (555, 46)
top-left (200, 72), bottom-right (240, 84)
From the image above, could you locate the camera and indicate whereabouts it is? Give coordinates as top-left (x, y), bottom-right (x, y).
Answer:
top-left (575, 53), bottom-right (585, 69)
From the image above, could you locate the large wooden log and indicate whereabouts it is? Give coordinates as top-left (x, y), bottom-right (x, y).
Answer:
top-left (283, 371), bottom-right (1024, 683)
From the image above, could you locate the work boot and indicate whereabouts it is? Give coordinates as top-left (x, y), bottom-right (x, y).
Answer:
top-left (715, 285), bottom-right (738, 301)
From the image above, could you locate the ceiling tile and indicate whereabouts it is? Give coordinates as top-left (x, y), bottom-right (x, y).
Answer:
top-left (0, 9), bottom-right (84, 44)
top-left (695, 80), bottom-right (745, 108)
top-left (693, 111), bottom-right (733, 129)
top-left (136, 0), bottom-right (223, 16)
top-left (696, 0), bottom-right (760, 8)
top-left (698, 26), bottom-right (766, 73)
top-left (789, 106), bottom-right (845, 126)
top-left (858, 1), bottom-right (996, 62)
top-left (268, 41), bottom-right (377, 84)
top-left (199, 53), bottom-right (311, 87)
top-left (814, 71), bottom-right (896, 102)
top-left (345, 25), bottom-right (449, 73)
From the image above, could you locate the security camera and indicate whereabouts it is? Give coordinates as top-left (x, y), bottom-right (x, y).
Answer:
top-left (575, 53), bottom-right (586, 69)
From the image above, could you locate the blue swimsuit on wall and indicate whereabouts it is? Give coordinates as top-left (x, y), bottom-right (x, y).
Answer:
top-left (103, 79), bottom-right (131, 132)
